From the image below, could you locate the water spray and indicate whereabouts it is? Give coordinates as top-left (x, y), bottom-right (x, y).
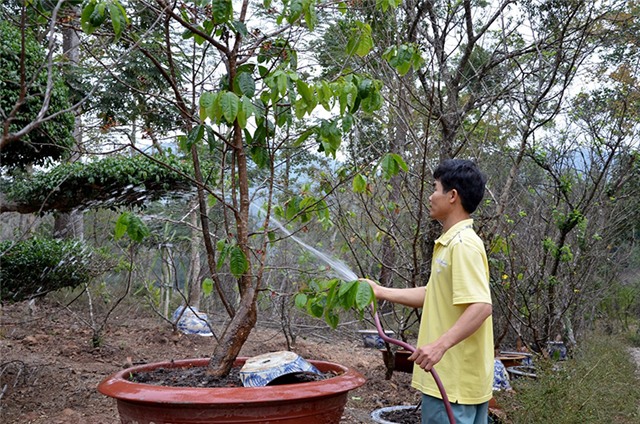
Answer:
top-left (249, 201), bottom-right (358, 281)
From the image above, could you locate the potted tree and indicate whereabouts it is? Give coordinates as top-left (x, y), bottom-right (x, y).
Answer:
top-left (60, 0), bottom-right (388, 422)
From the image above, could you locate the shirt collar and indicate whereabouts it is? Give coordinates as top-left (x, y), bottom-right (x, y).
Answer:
top-left (435, 219), bottom-right (475, 247)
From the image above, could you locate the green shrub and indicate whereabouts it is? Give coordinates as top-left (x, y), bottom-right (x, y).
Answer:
top-left (0, 237), bottom-right (95, 302)
top-left (6, 154), bottom-right (193, 212)
top-left (497, 332), bottom-right (640, 423)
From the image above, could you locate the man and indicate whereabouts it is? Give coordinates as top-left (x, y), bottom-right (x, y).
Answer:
top-left (362, 159), bottom-right (493, 424)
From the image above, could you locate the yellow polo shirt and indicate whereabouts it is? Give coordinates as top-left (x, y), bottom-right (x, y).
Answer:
top-left (411, 219), bottom-right (494, 404)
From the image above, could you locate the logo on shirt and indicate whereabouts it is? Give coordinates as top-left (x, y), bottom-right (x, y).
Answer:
top-left (435, 257), bottom-right (448, 273)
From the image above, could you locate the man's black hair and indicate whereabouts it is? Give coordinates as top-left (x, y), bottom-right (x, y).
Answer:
top-left (433, 159), bottom-right (486, 214)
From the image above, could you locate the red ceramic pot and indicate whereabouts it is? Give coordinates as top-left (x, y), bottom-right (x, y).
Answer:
top-left (98, 357), bottom-right (365, 424)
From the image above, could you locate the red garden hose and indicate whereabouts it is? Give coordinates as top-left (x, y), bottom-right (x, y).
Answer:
top-left (373, 309), bottom-right (456, 424)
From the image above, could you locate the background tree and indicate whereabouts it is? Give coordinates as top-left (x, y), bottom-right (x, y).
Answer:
top-left (311, 0), bottom-right (639, 355)
top-left (0, 17), bottom-right (75, 168)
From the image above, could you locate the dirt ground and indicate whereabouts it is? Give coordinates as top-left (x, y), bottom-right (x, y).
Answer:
top-left (0, 300), bottom-right (420, 424)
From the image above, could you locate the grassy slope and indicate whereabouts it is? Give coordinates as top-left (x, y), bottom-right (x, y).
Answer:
top-left (496, 331), bottom-right (640, 424)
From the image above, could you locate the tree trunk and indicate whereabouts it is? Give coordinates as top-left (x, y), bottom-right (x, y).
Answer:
top-left (208, 110), bottom-right (258, 377)
top-left (53, 210), bottom-right (84, 240)
top-left (187, 197), bottom-right (202, 308)
top-left (54, 11), bottom-right (84, 240)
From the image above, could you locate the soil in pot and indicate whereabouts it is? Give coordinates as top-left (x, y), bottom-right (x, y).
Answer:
top-left (133, 363), bottom-right (336, 387)
top-left (372, 405), bottom-right (420, 424)
top-left (373, 405), bottom-right (504, 424)
top-left (381, 407), bottom-right (420, 424)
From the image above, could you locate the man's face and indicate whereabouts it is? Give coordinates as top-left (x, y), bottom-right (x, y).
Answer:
top-left (429, 179), bottom-right (451, 221)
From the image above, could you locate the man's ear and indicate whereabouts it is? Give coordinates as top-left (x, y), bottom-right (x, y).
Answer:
top-left (448, 188), bottom-right (458, 204)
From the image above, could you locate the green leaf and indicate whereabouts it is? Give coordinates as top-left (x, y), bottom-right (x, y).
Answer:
top-left (202, 278), bottom-right (214, 296)
top-left (379, 153), bottom-right (407, 179)
top-left (80, 0), bottom-right (98, 34)
top-left (317, 81), bottom-right (333, 110)
top-left (294, 97), bottom-right (308, 119)
top-left (199, 92), bottom-right (216, 120)
top-left (288, 0), bottom-right (303, 23)
top-left (384, 44), bottom-right (423, 76)
top-left (285, 199), bottom-right (299, 221)
top-left (294, 293), bottom-right (307, 309)
top-left (324, 279), bottom-right (339, 309)
top-left (338, 279), bottom-right (356, 298)
top-left (317, 119), bottom-right (342, 157)
top-left (229, 246), bottom-right (248, 277)
top-left (378, 0), bottom-right (402, 12)
top-left (126, 214), bottom-right (149, 243)
top-left (303, 0), bottom-right (317, 30)
top-left (114, 212), bottom-right (129, 240)
top-left (211, 0), bottom-right (233, 24)
top-left (237, 103), bottom-right (248, 129)
top-left (357, 78), bottom-right (373, 98)
top-left (277, 72), bottom-right (288, 96)
top-left (220, 91), bottom-right (239, 123)
top-left (296, 79), bottom-right (313, 103)
top-left (390, 153), bottom-right (408, 171)
top-left (380, 154), bottom-right (399, 179)
top-left (235, 72), bottom-right (256, 98)
top-left (337, 80), bottom-right (358, 115)
top-left (89, 2), bottom-right (107, 27)
top-left (308, 299), bottom-right (324, 318)
top-left (341, 281), bottom-right (358, 309)
top-left (275, 102), bottom-right (291, 127)
top-left (203, 20), bottom-right (215, 36)
top-left (324, 309), bottom-right (339, 329)
top-left (294, 128), bottom-right (315, 147)
top-left (216, 240), bottom-right (229, 270)
top-left (208, 92), bottom-right (222, 122)
top-left (114, 212), bottom-right (148, 243)
top-left (354, 281), bottom-right (374, 310)
top-left (108, 3), bottom-right (122, 39)
top-left (186, 124), bottom-right (205, 149)
top-left (361, 90), bottom-right (383, 113)
top-left (250, 145), bottom-right (270, 169)
top-left (107, 1), bottom-right (129, 41)
top-left (352, 173), bottom-right (368, 193)
top-left (346, 22), bottom-right (373, 57)
top-left (342, 113), bottom-right (354, 132)
top-left (230, 20), bottom-right (248, 37)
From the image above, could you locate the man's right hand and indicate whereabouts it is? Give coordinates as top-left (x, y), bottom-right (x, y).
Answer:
top-left (359, 278), bottom-right (382, 299)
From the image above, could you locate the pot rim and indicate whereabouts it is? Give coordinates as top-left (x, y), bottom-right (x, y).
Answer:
top-left (97, 357), bottom-right (366, 405)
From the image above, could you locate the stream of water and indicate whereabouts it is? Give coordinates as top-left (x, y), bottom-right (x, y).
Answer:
top-left (250, 202), bottom-right (358, 281)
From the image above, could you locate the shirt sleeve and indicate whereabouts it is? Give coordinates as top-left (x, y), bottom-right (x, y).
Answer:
top-left (450, 238), bottom-right (492, 305)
